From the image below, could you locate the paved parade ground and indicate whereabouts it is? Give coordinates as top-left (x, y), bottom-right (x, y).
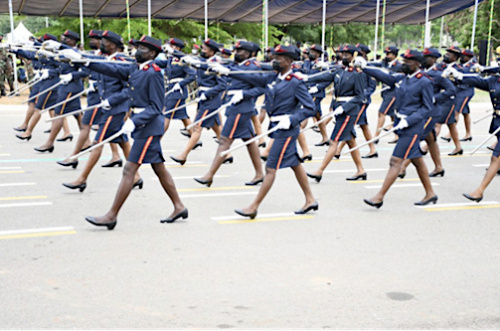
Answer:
top-left (1, 95), bottom-right (499, 329)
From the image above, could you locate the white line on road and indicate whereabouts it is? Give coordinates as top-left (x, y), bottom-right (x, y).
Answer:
top-left (324, 168), bottom-right (386, 174)
top-left (0, 167), bottom-right (22, 170)
top-left (151, 175), bottom-right (230, 180)
top-left (212, 212), bottom-right (296, 221)
top-left (472, 164), bottom-right (489, 167)
top-left (415, 201), bottom-right (499, 209)
top-left (365, 183), bottom-right (440, 189)
top-left (0, 182), bottom-right (36, 187)
top-left (0, 202), bottom-right (53, 208)
top-left (0, 226), bottom-right (74, 236)
top-left (180, 191), bottom-right (257, 198)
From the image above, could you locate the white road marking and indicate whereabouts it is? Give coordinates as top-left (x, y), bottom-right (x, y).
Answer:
top-left (365, 183), bottom-right (440, 189)
top-left (415, 201), bottom-right (499, 209)
top-left (180, 191), bottom-right (257, 198)
top-left (0, 182), bottom-right (36, 187)
top-left (212, 212), bottom-right (296, 221)
top-left (0, 226), bottom-right (74, 236)
top-left (0, 202), bottom-right (53, 208)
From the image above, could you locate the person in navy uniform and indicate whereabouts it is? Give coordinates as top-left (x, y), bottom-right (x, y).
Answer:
top-left (212, 45), bottom-right (317, 219)
top-left (436, 46), bottom-right (464, 155)
top-left (171, 38), bottom-right (226, 165)
top-left (443, 64), bottom-right (500, 202)
top-left (220, 47), bottom-right (232, 59)
top-left (194, 41), bottom-right (265, 188)
top-left (61, 30), bottom-right (142, 192)
top-left (360, 49), bottom-right (438, 208)
top-left (455, 49), bottom-right (476, 143)
top-left (62, 35), bottom-right (187, 229)
top-left (305, 44), bottom-right (367, 183)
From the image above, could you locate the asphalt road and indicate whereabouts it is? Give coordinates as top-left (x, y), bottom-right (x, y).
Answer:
top-left (0, 98), bottom-right (499, 329)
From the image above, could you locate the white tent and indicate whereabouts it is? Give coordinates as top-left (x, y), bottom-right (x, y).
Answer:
top-left (6, 22), bottom-right (33, 44)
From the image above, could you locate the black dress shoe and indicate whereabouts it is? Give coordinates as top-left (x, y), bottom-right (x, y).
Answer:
top-left (459, 136), bottom-right (472, 142)
top-left (364, 199), bottom-right (383, 209)
top-left (133, 178), bottom-right (143, 189)
top-left (334, 154), bottom-right (340, 159)
top-left (429, 169), bottom-right (445, 177)
top-left (346, 173), bottom-right (367, 181)
top-left (180, 129), bottom-right (191, 138)
top-left (421, 149), bottom-right (428, 156)
top-left (294, 201), bottom-right (319, 214)
top-left (192, 141), bottom-right (202, 150)
top-left (44, 129), bottom-right (51, 134)
top-left (16, 134), bottom-right (31, 141)
top-left (170, 156), bottom-right (186, 165)
top-left (245, 178), bottom-right (264, 186)
top-left (258, 142), bottom-right (266, 148)
top-left (463, 193), bottom-right (483, 203)
top-left (260, 155), bottom-right (268, 161)
top-left (63, 182), bottom-right (87, 192)
top-left (306, 172), bottom-right (322, 183)
top-left (234, 209), bottom-right (257, 219)
top-left (34, 146), bottom-right (54, 153)
top-left (387, 139), bottom-right (399, 144)
top-left (13, 127), bottom-right (26, 132)
top-left (194, 177), bottom-right (213, 187)
top-left (85, 216), bottom-right (117, 230)
top-left (312, 126), bottom-right (321, 133)
top-left (102, 159), bottom-right (123, 168)
top-left (362, 152), bottom-right (378, 159)
top-left (222, 156), bottom-right (234, 164)
top-left (160, 208), bottom-right (188, 223)
top-left (448, 149), bottom-right (463, 156)
top-left (414, 195), bottom-right (438, 206)
top-left (487, 146), bottom-right (495, 151)
top-left (398, 171), bottom-right (406, 179)
top-left (440, 136), bottom-right (451, 142)
top-left (300, 154), bottom-right (313, 162)
top-left (56, 134), bottom-right (73, 142)
top-left (315, 141), bottom-right (329, 147)
top-left (80, 146), bottom-right (91, 152)
top-left (57, 160), bottom-right (78, 169)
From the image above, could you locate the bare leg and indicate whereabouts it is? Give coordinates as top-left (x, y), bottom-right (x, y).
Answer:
top-left (367, 156), bottom-right (403, 203)
top-left (151, 162), bottom-right (186, 219)
top-left (434, 123), bottom-right (442, 137)
top-left (175, 125), bottom-right (203, 161)
top-left (463, 113), bottom-right (472, 139)
top-left (310, 140), bottom-right (339, 176)
top-left (410, 157), bottom-right (436, 201)
top-left (181, 118), bottom-right (194, 135)
top-left (199, 136), bottom-right (233, 182)
top-left (246, 139), bottom-right (264, 181)
top-left (251, 115), bottom-right (265, 146)
top-left (360, 124), bottom-right (377, 155)
top-left (291, 164), bottom-right (316, 209)
top-left (258, 108), bottom-right (266, 123)
top-left (297, 132), bottom-right (311, 158)
top-left (37, 117), bottom-right (64, 149)
top-left (426, 132), bottom-right (443, 174)
top-left (374, 112), bottom-right (386, 139)
top-left (61, 118), bottom-right (72, 138)
top-left (467, 156), bottom-right (500, 198)
top-left (60, 124), bottom-right (91, 162)
top-left (261, 139), bottom-right (273, 158)
top-left (67, 144), bottom-right (105, 185)
top-left (448, 123), bottom-right (463, 153)
top-left (163, 117), bottom-right (171, 133)
top-left (109, 143), bottom-right (121, 163)
top-left (18, 108), bottom-right (42, 138)
top-left (16, 102), bottom-right (35, 130)
top-left (239, 167), bottom-right (277, 214)
top-left (346, 138), bottom-right (366, 176)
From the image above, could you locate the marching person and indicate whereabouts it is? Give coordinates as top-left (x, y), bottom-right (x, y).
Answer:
top-left (359, 50), bottom-right (438, 208)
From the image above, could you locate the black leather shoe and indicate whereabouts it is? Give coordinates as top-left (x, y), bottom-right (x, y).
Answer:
top-left (388, 139), bottom-right (399, 144)
top-left (300, 154), bottom-right (313, 162)
top-left (346, 173), bottom-right (367, 181)
top-left (192, 141), bottom-right (202, 150)
top-left (334, 154), bottom-right (340, 159)
top-left (398, 171), bottom-right (406, 179)
top-left (194, 177), bottom-right (212, 187)
top-left (260, 155), bottom-right (268, 161)
top-left (180, 129), bottom-right (191, 138)
top-left (459, 136), bottom-right (472, 142)
top-left (63, 182), bottom-right (87, 192)
top-left (440, 136), bottom-right (451, 142)
top-left (429, 169), bottom-right (445, 177)
top-left (44, 129), bottom-right (51, 134)
top-left (487, 146), bottom-right (495, 151)
top-left (133, 178), bottom-right (143, 189)
top-left (16, 134), bottom-right (31, 141)
top-left (57, 160), bottom-right (78, 169)
top-left (56, 134), bottom-right (73, 142)
top-left (85, 216), bottom-right (117, 230)
top-left (294, 201), bottom-right (319, 214)
top-left (362, 152), bottom-right (378, 159)
top-left (222, 156), bottom-right (234, 164)
top-left (13, 127), bottom-right (26, 132)
top-left (421, 149), bottom-right (428, 156)
top-left (245, 178), bottom-right (263, 186)
top-left (234, 209), bottom-right (257, 219)
top-left (463, 193), bottom-right (483, 203)
top-left (306, 172), bottom-right (322, 183)
top-left (170, 156), bottom-right (186, 165)
top-left (258, 142), bottom-right (266, 148)
top-left (160, 208), bottom-right (188, 223)
top-left (414, 195), bottom-right (438, 206)
top-left (315, 141), bottom-right (329, 147)
top-left (364, 199), bottom-right (383, 209)
top-left (448, 149), bottom-right (463, 156)
top-left (102, 159), bottom-right (123, 168)
top-left (80, 146), bottom-right (91, 152)
top-left (34, 146), bottom-right (54, 153)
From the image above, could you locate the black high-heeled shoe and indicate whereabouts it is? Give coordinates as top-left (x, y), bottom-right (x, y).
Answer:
top-left (346, 173), bottom-right (367, 181)
top-left (192, 141), bottom-right (202, 150)
top-left (16, 134), bottom-right (31, 141)
top-left (459, 136), bottom-right (472, 142)
top-left (170, 156), bottom-right (186, 165)
top-left (315, 141), bottom-right (329, 147)
top-left (44, 129), bottom-right (51, 134)
top-left (260, 155), bottom-right (268, 161)
top-left (363, 199), bottom-right (383, 209)
top-left (57, 160), bottom-right (78, 169)
top-left (448, 149), bottom-right (463, 156)
top-left (429, 169), bottom-right (445, 177)
top-left (234, 209), bottom-right (257, 219)
top-left (194, 177), bottom-right (213, 187)
top-left (306, 172), bottom-right (322, 183)
top-left (362, 152), bottom-right (378, 159)
top-left (414, 195), bottom-right (438, 206)
top-left (440, 136), bottom-right (451, 142)
top-left (85, 216), bottom-right (117, 230)
top-left (180, 129), bottom-right (191, 138)
top-left (63, 182), bottom-right (87, 192)
top-left (300, 154), bottom-right (313, 162)
top-left (398, 171), bottom-right (406, 179)
top-left (80, 146), bottom-right (91, 152)
top-left (487, 146), bottom-right (495, 151)
top-left (13, 127), bottom-right (26, 132)
top-left (258, 142), bottom-right (266, 148)
top-left (222, 156), bottom-right (234, 164)
top-left (102, 159), bottom-right (123, 168)
top-left (245, 178), bottom-right (263, 186)
top-left (57, 134), bottom-right (73, 142)
top-left (34, 146), bottom-right (54, 153)
top-left (334, 154), bottom-right (340, 159)
top-left (160, 208), bottom-right (188, 223)
top-left (294, 201), bottom-right (319, 214)
top-left (133, 178), bottom-right (143, 189)
top-left (463, 193), bottom-right (483, 203)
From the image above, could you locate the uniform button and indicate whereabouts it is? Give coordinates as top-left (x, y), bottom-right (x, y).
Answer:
top-left (131, 87), bottom-right (134, 90)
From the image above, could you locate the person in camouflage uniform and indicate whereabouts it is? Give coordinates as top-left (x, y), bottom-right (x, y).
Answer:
top-left (0, 33), bottom-right (7, 96)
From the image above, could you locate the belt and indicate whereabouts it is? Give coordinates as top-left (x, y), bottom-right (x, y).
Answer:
top-left (199, 86), bottom-right (211, 91)
top-left (169, 78), bottom-right (183, 84)
top-left (131, 107), bottom-right (145, 114)
top-left (336, 96), bottom-right (354, 102)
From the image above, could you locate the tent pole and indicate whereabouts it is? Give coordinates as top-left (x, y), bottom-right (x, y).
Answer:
top-left (8, 0), bottom-right (18, 92)
top-left (439, 16), bottom-right (444, 50)
top-left (79, 0), bottom-right (84, 48)
top-left (321, 0), bottom-right (326, 52)
top-left (380, 0), bottom-right (387, 48)
top-left (204, 0), bottom-right (208, 40)
top-left (126, 0), bottom-right (131, 41)
top-left (265, 0), bottom-right (268, 50)
top-left (424, 0), bottom-right (431, 47)
top-left (486, 0), bottom-right (495, 65)
top-left (374, 0), bottom-right (380, 59)
top-left (147, 0), bottom-right (151, 36)
top-left (471, 0), bottom-right (479, 49)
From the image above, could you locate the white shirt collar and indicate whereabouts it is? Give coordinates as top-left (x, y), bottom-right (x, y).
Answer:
top-left (106, 52), bottom-right (119, 60)
top-left (425, 64), bottom-right (436, 72)
top-left (408, 70), bottom-right (420, 79)
top-left (139, 60), bottom-right (152, 70)
top-left (278, 69), bottom-right (293, 80)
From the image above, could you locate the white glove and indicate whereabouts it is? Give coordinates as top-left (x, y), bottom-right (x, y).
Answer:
top-left (59, 73), bottom-right (73, 85)
top-left (122, 118), bottom-right (135, 134)
top-left (394, 118), bottom-right (409, 130)
top-left (315, 61), bottom-right (330, 70)
top-left (59, 48), bottom-right (83, 61)
top-left (172, 82), bottom-right (182, 92)
top-left (33, 70), bottom-right (41, 80)
top-left (449, 67), bottom-right (463, 80)
top-left (181, 56), bottom-right (197, 65)
top-left (472, 64), bottom-right (484, 73)
top-left (42, 40), bottom-right (62, 50)
top-left (162, 44), bottom-right (174, 54)
top-left (491, 61), bottom-right (499, 68)
top-left (228, 90), bottom-right (244, 104)
top-left (102, 99), bottom-right (111, 110)
top-left (274, 115), bottom-right (291, 130)
top-left (354, 56), bottom-right (367, 69)
top-left (301, 74), bottom-right (309, 82)
top-left (87, 80), bottom-right (97, 93)
top-left (308, 86), bottom-right (319, 94)
top-left (333, 106), bottom-right (344, 116)
top-left (199, 93), bottom-right (207, 101)
top-left (40, 69), bottom-right (50, 80)
top-left (211, 63), bottom-right (230, 75)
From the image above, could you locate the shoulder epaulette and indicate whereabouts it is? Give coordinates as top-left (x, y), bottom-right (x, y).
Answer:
top-left (151, 63), bottom-right (161, 72)
top-left (416, 72), bottom-right (423, 79)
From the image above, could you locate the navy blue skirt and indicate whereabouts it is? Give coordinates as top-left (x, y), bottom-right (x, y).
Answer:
top-left (438, 103), bottom-right (457, 125)
top-left (194, 107), bottom-right (221, 128)
top-left (379, 96), bottom-right (396, 116)
top-left (330, 113), bottom-right (356, 142)
top-left (493, 136), bottom-right (500, 158)
top-left (94, 112), bottom-right (128, 144)
top-left (393, 133), bottom-right (422, 160)
top-left (164, 98), bottom-right (188, 120)
top-left (35, 89), bottom-right (59, 110)
top-left (455, 95), bottom-right (471, 115)
top-left (421, 116), bottom-right (438, 140)
top-left (266, 135), bottom-right (300, 170)
top-left (28, 81), bottom-right (41, 100)
top-left (221, 113), bottom-right (255, 139)
top-left (355, 103), bottom-right (369, 126)
top-left (128, 136), bottom-right (165, 165)
top-left (313, 97), bottom-right (323, 117)
top-left (54, 92), bottom-right (81, 116)
top-left (82, 105), bottom-right (103, 126)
